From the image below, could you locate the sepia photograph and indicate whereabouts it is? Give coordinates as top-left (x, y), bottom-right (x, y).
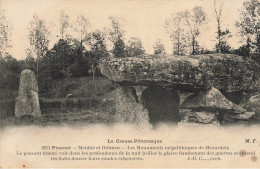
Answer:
top-left (0, 0), bottom-right (259, 168)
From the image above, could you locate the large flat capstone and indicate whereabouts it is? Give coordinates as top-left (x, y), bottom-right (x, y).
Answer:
top-left (100, 54), bottom-right (260, 92)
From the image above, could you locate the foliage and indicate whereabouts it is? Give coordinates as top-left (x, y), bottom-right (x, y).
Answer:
top-left (0, 10), bottom-right (13, 57)
top-left (232, 44), bottom-right (251, 58)
top-left (86, 30), bottom-right (109, 76)
top-left (214, 0), bottom-right (232, 53)
top-left (112, 38), bottom-right (126, 58)
top-left (28, 14), bottom-right (50, 79)
top-left (236, 0), bottom-right (260, 54)
top-left (107, 16), bottom-right (127, 57)
top-left (59, 10), bottom-right (70, 39)
top-left (0, 55), bottom-right (23, 99)
top-left (153, 39), bottom-right (166, 54)
top-left (215, 40), bottom-right (232, 53)
top-left (22, 54), bottom-right (37, 72)
top-left (87, 30), bottom-right (109, 61)
top-left (42, 39), bottom-right (88, 79)
top-left (165, 12), bottom-right (188, 55)
top-left (107, 16), bottom-right (125, 44)
top-left (184, 6), bottom-right (207, 55)
top-left (28, 14), bottom-right (50, 59)
top-left (126, 37), bottom-right (145, 57)
top-left (73, 15), bottom-right (91, 44)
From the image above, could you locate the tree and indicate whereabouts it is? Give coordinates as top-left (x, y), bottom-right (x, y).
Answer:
top-left (232, 44), bottom-right (250, 57)
top-left (86, 30), bottom-right (109, 83)
top-left (0, 10), bottom-right (13, 57)
top-left (126, 37), bottom-right (145, 57)
top-left (108, 16), bottom-right (127, 57)
top-left (24, 48), bottom-right (36, 71)
top-left (215, 40), bottom-right (232, 53)
top-left (214, 0), bottom-right (223, 53)
top-left (73, 15), bottom-right (91, 46)
top-left (0, 54), bottom-right (22, 99)
top-left (184, 6), bottom-right (207, 55)
top-left (214, 0), bottom-right (232, 53)
top-left (42, 39), bottom-right (80, 79)
top-left (108, 16), bottom-right (125, 44)
top-left (153, 39), bottom-right (166, 54)
top-left (112, 38), bottom-right (126, 57)
top-left (28, 14), bottom-right (50, 79)
top-left (59, 10), bottom-right (70, 39)
top-left (236, 0), bottom-right (260, 56)
top-left (165, 12), bottom-right (188, 55)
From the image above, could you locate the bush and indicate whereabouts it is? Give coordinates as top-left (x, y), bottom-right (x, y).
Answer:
top-left (250, 53), bottom-right (260, 64)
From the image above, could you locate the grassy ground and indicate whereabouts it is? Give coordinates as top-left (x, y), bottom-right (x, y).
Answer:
top-left (0, 76), bottom-right (118, 127)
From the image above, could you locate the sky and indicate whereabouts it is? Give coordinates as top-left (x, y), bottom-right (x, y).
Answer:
top-left (0, 0), bottom-right (246, 60)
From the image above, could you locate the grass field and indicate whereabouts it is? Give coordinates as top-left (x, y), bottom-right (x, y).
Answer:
top-left (0, 76), bottom-right (118, 127)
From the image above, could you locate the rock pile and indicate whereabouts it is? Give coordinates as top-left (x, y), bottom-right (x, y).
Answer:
top-left (15, 69), bottom-right (41, 117)
top-left (180, 87), bottom-right (254, 125)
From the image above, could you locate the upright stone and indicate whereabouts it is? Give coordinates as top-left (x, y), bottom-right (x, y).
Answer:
top-left (15, 69), bottom-right (41, 117)
top-left (115, 86), bottom-right (150, 128)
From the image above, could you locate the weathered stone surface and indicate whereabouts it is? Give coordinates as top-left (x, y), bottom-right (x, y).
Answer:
top-left (177, 91), bottom-right (194, 105)
top-left (180, 87), bottom-right (246, 113)
top-left (15, 69), bottom-right (41, 117)
top-left (223, 111), bottom-right (255, 121)
top-left (247, 94), bottom-right (260, 113)
top-left (141, 86), bottom-right (180, 124)
top-left (114, 86), bottom-right (151, 128)
top-left (178, 122), bottom-right (220, 128)
top-left (100, 54), bottom-right (260, 92)
top-left (182, 111), bottom-right (218, 124)
top-left (134, 86), bottom-right (147, 104)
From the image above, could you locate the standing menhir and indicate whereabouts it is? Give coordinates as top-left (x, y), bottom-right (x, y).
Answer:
top-left (15, 69), bottom-right (41, 117)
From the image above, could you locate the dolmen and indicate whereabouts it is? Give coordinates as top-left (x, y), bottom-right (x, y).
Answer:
top-left (99, 54), bottom-right (260, 127)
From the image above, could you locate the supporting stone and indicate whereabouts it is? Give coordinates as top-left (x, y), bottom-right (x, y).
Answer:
top-left (15, 69), bottom-right (41, 117)
top-left (180, 87), bottom-right (246, 113)
top-left (114, 86), bottom-right (150, 128)
top-left (243, 94), bottom-right (260, 113)
top-left (141, 86), bottom-right (180, 125)
top-left (180, 87), bottom-right (255, 125)
top-left (182, 111), bottom-right (219, 124)
top-left (134, 86), bottom-right (147, 104)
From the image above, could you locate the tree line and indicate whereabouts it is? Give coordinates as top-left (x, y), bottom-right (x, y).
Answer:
top-left (0, 0), bottom-right (259, 98)
top-left (164, 0), bottom-right (259, 56)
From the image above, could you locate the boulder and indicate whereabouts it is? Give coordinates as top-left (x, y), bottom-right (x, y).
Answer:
top-left (182, 111), bottom-right (218, 124)
top-left (114, 86), bottom-right (151, 128)
top-left (177, 91), bottom-right (194, 105)
top-left (223, 111), bottom-right (255, 121)
top-left (15, 69), bottom-right (41, 117)
top-left (100, 54), bottom-right (260, 92)
top-left (180, 87), bottom-right (246, 113)
top-left (178, 122), bottom-right (220, 128)
top-left (141, 86), bottom-right (180, 124)
top-left (247, 94), bottom-right (260, 113)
